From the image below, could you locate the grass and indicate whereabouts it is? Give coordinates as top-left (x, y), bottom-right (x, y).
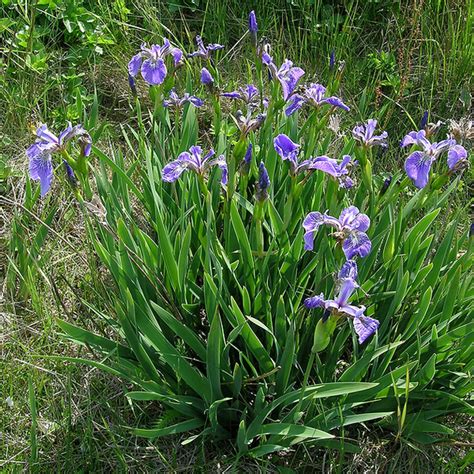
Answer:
top-left (1, 0), bottom-right (473, 470)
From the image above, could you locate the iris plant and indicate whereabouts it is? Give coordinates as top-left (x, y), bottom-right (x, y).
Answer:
top-left (353, 119), bottom-right (388, 148)
top-left (162, 145), bottom-right (227, 184)
top-left (286, 83), bottom-right (349, 116)
top-left (188, 35), bottom-right (224, 60)
top-left (27, 123), bottom-right (91, 196)
top-left (305, 260), bottom-right (379, 344)
top-left (303, 206), bottom-right (371, 259)
top-left (128, 40), bottom-right (183, 86)
top-left (401, 130), bottom-right (456, 188)
top-left (262, 52), bottom-right (304, 101)
top-left (163, 89), bottom-right (204, 108)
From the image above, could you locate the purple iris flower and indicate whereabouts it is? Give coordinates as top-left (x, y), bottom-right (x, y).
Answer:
top-left (188, 35), bottom-right (224, 60)
top-left (329, 50), bottom-right (336, 69)
top-left (303, 206), bottom-right (371, 260)
top-left (305, 260), bottom-right (379, 344)
top-left (200, 67), bottom-right (214, 85)
top-left (163, 89), bottom-right (204, 108)
top-left (248, 11), bottom-right (258, 44)
top-left (285, 83), bottom-right (349, 116)
top-left (162, 145), bottom-right (227, 184)
top-left (256, 161), bottom-right (270, 200)
top-left (273, 134), bottom-right (312, 175)
top-left (309, 155), bottom-right (355, 188)
top-left (447, 144), bottom-right (469, 172)
top-left (221, 84), bottom-right (267, 109)
top-left (352, 119), bottom-right (388, 148)
top-left (26, 123), bottom-right (91, 196)
top-left (262, 52), bottom-right (304, 101)
top-left (401, 129), bottom-right (456, 188)
top-left (128, 40), bottom-right (183, 86)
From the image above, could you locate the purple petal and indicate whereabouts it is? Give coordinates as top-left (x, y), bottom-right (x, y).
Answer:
top-left (447, 144), bottom-right (468, 170)
top-left (128, 53), bottom-right (143, 77)
top-left (304, 293), bottom-right (326, 309)
top-left (29, 155), bottom-right (53, 196)
top-left (338, 260), bottom-right (358, 280)
top-left (285, 94), bottom-right (305, 116)
top-left (353, 315), bottom-right (379, 344)
top-left (141, 58), bottom-right (167, 85)
top-left (172, 48), bottom-right (183, 66)
top-left (200, 67), bottom-right (214, 85)
top-left (342, 231), bottom-right (371, 259)
top-left (310, 156), bottom-right (339, 177)
top-left (323, 96), bottom-right (350, 111)
top-left (162, 159), bottom-right (190, 182)
top-left (274, 134), bottom-right (299, 161)
top-left (207, 43), bottom-right (224, 52)
top-left (248, 10), bottom-right (258, 34)
top-left (404, 151), bottom-right (433, 189)
top-left (221, 91), bottom-right (241, 99)
top-left (36, 124), bottom-right (59, 145)
top-left (339, 206), bottom-right (370, 232)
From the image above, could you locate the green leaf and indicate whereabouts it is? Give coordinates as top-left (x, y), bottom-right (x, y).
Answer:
top-left (132, 418), bottom-right (204, 439)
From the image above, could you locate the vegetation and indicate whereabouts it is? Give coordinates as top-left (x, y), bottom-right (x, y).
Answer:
top-left (1, 0), bottom-right (472, 471)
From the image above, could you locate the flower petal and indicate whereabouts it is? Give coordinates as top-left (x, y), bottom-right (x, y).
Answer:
top-left (128, 53), bottom-right (143, 77)
top-left (404, 150), bottom-right (433, 189)
top-left (29, 155), bottom-right (53, 196)
top-left (162, 159), bottom-right (190, 182)
top-left (141, 58), bottom-right (167, 85)
top-left (447, 144), bottom-right (468, 170)
top-left (342, 231), bottom-right (372, 259)
top-left (353, 315), bottom-right (379, 344)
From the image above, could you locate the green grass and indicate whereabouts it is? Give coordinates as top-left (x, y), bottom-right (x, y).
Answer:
top-left (1, 0), bottom-right (473, 470)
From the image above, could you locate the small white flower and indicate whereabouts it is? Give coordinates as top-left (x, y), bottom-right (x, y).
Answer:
top-left (5, 396), bottom-right (14, 408)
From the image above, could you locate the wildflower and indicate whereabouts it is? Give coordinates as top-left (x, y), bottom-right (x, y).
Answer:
top-left (447, 144), bottom-right (469, 172)
top-left (273, 134), bottom-right (311, 175)
top-left (248, 11), bottom-right (258, 45)
top-left (262, 52), bottom-right (304, 101)
top-left (352, 119), bottom-right (388, 148)
top-left (128, 40), bottom-right (183, 86)
top-left (303, 206), bottom-right (371, 259)
top-left (200, 67), bottom-right (214, 85)
top-left (256, 161), bottom-right (270, 201)
top-left (305, 260), bottom-right (379, 344)
top-left (285, 83), bottom-right (349, 116)
top-left (309, 155), bottom-right (355, 188)
top-left (5, 397), bottom-right (14, 409)
top-left (232, 110), bottom-right (266, 136)
top-left (163, 89), bottom-right (204, 108)
top-left (221, 84), bottom-right (267, 109)
top-left (26, 123), bottom-right (91, 196)
top-left (401, 129), bottom-right (455, 188)
top-left (162, 145), bottom-right (227, 184)
top-left (188, 35), bottom-right (224, 60)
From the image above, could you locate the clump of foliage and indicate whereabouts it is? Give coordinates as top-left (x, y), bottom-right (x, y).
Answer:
top-left (23, 10), bottom-right (473, 459)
